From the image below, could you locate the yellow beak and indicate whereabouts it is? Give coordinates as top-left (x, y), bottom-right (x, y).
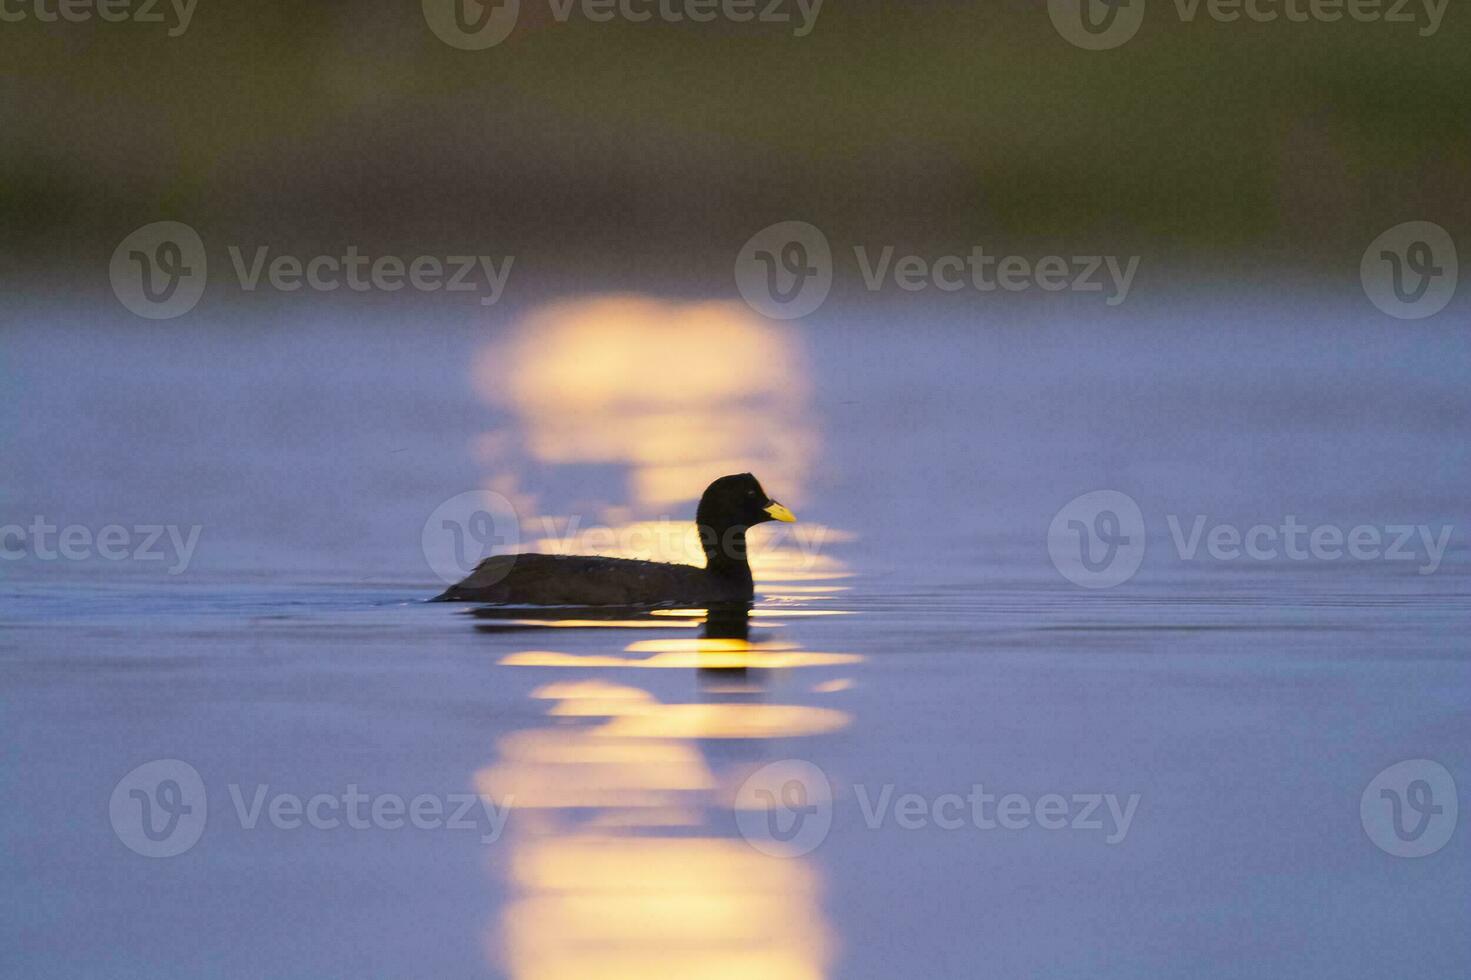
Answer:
top-left (763, 500), bottom-right (797, 523)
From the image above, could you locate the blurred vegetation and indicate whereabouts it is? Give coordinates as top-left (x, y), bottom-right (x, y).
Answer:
top-left (1, 0), bottom-right (1467, 283)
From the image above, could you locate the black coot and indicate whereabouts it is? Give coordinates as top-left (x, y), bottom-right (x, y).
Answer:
top-left (432, 473), bottom-right (796, 605)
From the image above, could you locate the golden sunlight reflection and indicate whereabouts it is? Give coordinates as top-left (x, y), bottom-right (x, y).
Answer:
top-left (500, 837), bottom-right (829, 980)
top-left (468, 294), bottom-right (852, 588)
top-left (591, 703), bottom-right (849, 740)
top-left (473, 295), bottom-right (813, 511)
top-left (460, 295), bottom-right (865, 975)
top-left (479, 607), bottom-right (857, 978)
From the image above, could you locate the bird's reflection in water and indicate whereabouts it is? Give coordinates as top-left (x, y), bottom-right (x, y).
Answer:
top-left (697, 603), bottom-right (762, 694)
top-left (473, 603), bottom-right (858, 979)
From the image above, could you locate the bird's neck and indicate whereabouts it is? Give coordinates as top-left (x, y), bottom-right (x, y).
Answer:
top-left (700, 524), bottom-right (753, 581)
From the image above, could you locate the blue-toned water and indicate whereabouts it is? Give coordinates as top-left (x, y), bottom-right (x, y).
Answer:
top-left (3, 288), bottom-right (1468, 977)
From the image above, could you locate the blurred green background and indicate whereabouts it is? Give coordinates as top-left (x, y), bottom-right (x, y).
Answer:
top-left (2, 0), bottom-right (1466, 291)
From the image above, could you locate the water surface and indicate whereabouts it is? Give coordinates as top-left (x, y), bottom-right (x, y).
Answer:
top-left (4, 291), bottom-right (1468, 977)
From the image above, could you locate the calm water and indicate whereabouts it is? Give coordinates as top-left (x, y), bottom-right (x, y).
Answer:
top-left (3, 289), bottom-right (1469, 977)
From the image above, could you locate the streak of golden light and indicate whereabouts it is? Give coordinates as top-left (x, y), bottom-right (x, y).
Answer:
top-left (592, 703), bottom-right (850, 740)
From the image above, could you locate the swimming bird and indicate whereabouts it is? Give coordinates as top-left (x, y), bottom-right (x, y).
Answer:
top-left (432, 473), bottom-right (796, 605)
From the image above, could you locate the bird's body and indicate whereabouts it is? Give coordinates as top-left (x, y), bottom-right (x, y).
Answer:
top-left (431, 473), bottom-right (795, 606)
top-left (433, 553), bottom-right (752, 606)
